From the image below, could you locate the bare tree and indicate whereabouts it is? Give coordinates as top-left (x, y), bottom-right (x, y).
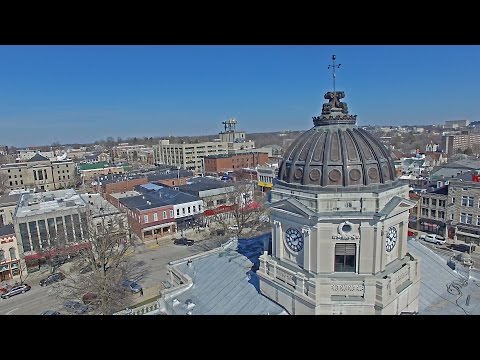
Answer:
top-left (54, 211), bottom-right (144, 315)
top-left (206, 180), bottom-right (269, 238)
top-left (0, 171), bottom-right (8, 195)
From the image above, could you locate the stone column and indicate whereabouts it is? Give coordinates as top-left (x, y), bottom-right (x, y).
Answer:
top-left (302, 227), bottom-right (311, 271)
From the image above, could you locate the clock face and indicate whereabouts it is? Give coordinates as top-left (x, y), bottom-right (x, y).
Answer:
top-left (386, 226), bottom-right (397, 252)
top-left (285, 228), bottom-right (304, 252)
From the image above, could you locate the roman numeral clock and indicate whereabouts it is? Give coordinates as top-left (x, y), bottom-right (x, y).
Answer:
top-left (385, 226), bottom-right (397, 252)
top-left (285, 228), bottom-right (304, 252)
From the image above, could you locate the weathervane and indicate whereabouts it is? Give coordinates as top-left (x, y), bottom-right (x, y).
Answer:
top-left (327, 54), bottom-right (341, 94)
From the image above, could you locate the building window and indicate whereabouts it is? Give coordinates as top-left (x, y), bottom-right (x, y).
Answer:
top-left (439, 199), bottom-right (446, 207)
top-left (460, 213), bottom-right (473, 224)
top-left (144, 215), bottom-right (149, 223)
top-left (452, 197), bottom-right (455, 204)
top-left (170, 210), bottom-right (174, 218)
top-left (193, 205), bottom-right (196, 212)
top-left (0, 250), bottom-right (4, 262)
top-left (176, 209), bottom-right (180, 216)
top-left (188, 206), bottom-right (191, 214)
top-left (438, 211), bottom-right (445, 219)
top-left (421, 208), bottom-right (428, 216)
top-left (431, 209), bottom-right (436, 218)
top-left (33, 171), bottom-right (37, 181)
top-left (334, 244), bottom-right (356, 272)
top-left (422, 198), bottom-right (429, 205)
top-left (9, 247), bottom-right (16, 260)
top-left (477, 216), bottom-right (480, 226)
top-left (161, 211), bottom-right (166, 219)
top-left (153, 213), bottom-right (158, 221)
top-left (431, 199), bottom-right (437, 206)
top-left (451, 213), bottom-right (454, 221)
top-left (20, 180), bottom-right (23, 185)
top-left (182, 208), bottom-right (185, 215)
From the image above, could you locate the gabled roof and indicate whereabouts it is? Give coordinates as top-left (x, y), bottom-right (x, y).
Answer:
top-left (270, 197), bottom-right (317, 220)
top-left (27, 153), bottom-right (49, 162)
top-left (375, 196), bottom-right (415, 220)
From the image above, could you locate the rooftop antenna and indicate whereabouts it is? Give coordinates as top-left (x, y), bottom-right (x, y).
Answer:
top-left (327, 54), bottom-right (341, 94)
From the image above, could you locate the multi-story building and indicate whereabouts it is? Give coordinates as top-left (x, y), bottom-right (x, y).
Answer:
top-left (177, 177), bottom-right (235, 218)
top-left (256, 166), bottom-right (278, 193)
top-left (0, 154), bottom-right (75, 192)
top-left (113, 143), bottom-right (150, 160)
top-left (12, 189), bottom-right (123, 270)
top-left (78, 162), bottom-right (126, 181)
top-left (442, 131), bottom-right (480, 155)
top-left (118, 193), bottom-right (176, 241)
top-left (154, 139), bottom-right (229, 174)
top-left (445, 119), bottom-right (470, 129)
top-left (17, 149), bottom-right (55, 161)
top-left (97, 170), bottom-right (194, 204)
top-left (0, 225), bottom-right (25, 281)
top-left (445, 172), bottom-right (480, 248)
top-left (13, 189), bottom-right (90, 269)
top-left (203, 152), bottom-right (269, 175)
top-left (0, 194), bottom-right (21, 227)
top-left (417, 187), bottom-right (448, 235)
top-left (135, 183), bottom-right (203, 231)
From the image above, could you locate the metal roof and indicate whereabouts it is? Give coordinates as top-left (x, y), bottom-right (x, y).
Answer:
top-left (163, 234), bottom-right (288, 315)
top-left (407, 239), bottom-right (480, 315)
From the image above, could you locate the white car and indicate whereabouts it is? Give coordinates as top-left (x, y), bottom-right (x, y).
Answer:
top-left (419, 234), bottom-right (446, 245)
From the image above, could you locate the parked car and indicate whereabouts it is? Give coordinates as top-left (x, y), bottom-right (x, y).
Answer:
top-left (407, 230), bottom-right (417, 237)
top-left (82, 292), bottom-right (102, 308)
top-left (1, 284), bottom-right (31, 299)
top-left (450, 243), bottom-right (474, 253)
top-left (174, 237), bottom-right (194, 246)
top-left (63, 300), bottom-right (89, 314)
top-left (39, 272), bottom-right (65, 287)
top-left (0, 285), bottom-right (7, 295)
top-left (41, 310), bottom-right (62, 315)
top-left (228, 225), bottom-right (239, 231)
top-left (121, 280), bottom-right (143, 294)
top-left (419, 234), bottom-right (446, 245)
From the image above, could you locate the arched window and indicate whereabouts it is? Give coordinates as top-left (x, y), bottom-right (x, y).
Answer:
top-left (0, 250), bottom-right (5, 262)
top-left (9, 248), bottom-right (16, 260)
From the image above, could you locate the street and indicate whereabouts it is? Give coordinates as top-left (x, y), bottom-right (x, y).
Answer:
top-left (0, 240), bottom-right (205, 315)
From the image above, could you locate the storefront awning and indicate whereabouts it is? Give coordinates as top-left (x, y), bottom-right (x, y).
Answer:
top-left (457, 230), bottom-right (480, 239)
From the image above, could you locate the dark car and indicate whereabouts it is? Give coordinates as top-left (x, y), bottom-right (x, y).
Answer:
top-left (39, 272), bottom-right (65, 287)
top-left (450, 243), bottom-right (474, 253)
top-left (1, 284), bottom-right (31, 299)
top-left (63, 300), bottom-right (89, 314)
top-left (174, 237), bottom-right (194, 246)
top-left (121, 280), bottom-right (143, 294)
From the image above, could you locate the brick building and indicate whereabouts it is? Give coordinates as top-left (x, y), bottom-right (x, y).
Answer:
top-left (0, 225), bottom-right (25, 281)
top-left (203, 152), bottom-right (269, 175)
top-left (118, 194), bottom-right (176, 241)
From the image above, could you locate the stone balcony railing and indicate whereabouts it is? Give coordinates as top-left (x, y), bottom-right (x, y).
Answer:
top-left (259, 255), bottom-right (316, 301)
top-left (374, 253), bottom-right (420, 309)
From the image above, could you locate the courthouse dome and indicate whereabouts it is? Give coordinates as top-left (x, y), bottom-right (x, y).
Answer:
top-left (277, 91), bottom-right (396, 188)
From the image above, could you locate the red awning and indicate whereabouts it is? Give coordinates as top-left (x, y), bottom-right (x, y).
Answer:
top-left (204, 204), bottom-right (236, 217)
top-left (243, 201), bottom-right (261, 211)
top-left (24, 242), bottom-right (92, 262)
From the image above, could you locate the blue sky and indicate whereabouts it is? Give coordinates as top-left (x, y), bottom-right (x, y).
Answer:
top-left (0, 45), bottom-right (478, 147)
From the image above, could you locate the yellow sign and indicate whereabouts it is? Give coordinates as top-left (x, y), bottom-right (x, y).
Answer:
top-left (257, 181), bottom-right (272, 188)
